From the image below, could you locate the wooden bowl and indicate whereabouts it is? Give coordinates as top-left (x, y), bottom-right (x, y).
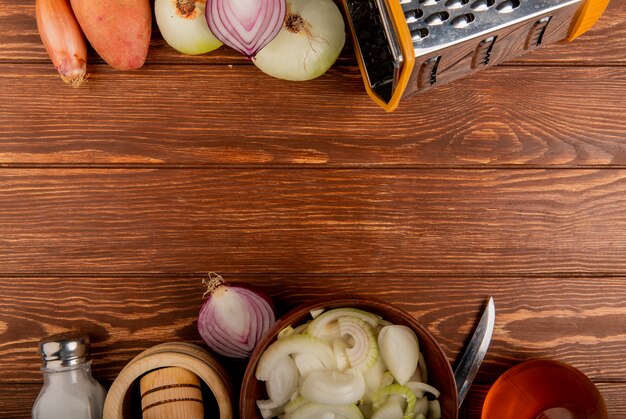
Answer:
top-left (240, 296), bottom-right (458, 418)
top-left (103, 342), bottom-right (233, 419)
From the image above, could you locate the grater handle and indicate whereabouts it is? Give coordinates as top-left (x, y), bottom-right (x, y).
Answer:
top-left (376, 0), bottom-right (416, 112)
top-left (567, 0), bottom-right (611, 41)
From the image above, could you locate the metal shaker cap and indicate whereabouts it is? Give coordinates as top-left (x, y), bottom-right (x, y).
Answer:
top-left (39, 332), bottom-right (91, 369)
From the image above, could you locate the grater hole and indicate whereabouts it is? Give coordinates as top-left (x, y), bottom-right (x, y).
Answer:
top-left (451, 13), bottom-right (475, 28)
top-left (425, 11), bottom-right (450, 25)
top-left (445, 0), bottom-right (470, 9)
top-left (410, 27), bottom-right (430, 41)
top-left (470, 0), bottom-right (495, 10)
top-left (420, 0), bottom-right (443, 6)
top-left (404, 8), bottom-right (424, 23)
top-left (495, 0), bottom-right (520, 13)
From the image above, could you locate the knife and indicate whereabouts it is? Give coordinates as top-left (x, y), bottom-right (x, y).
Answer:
top-left (454, 296), bottom-right (496, 406)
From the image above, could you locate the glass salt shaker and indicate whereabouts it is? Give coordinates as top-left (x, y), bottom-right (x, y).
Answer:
top-left (32, 332), bottom-right (107, 419)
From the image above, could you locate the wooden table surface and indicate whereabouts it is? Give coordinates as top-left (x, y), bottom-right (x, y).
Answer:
top-left (1, 0), bottom-right (626, 417)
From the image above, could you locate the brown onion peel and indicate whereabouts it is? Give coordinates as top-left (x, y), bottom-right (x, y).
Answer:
top-left (198, 273), bottom-right (276, 359)
top-left (36, 0), bottom-right (88, 87)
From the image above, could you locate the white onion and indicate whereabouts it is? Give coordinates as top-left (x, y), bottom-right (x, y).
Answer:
top-left (155, 0), bottom-right (222, 55)
top-left (253, 0), bottom-right (345, 81)
top-left (197, 273), bottom-right (275, 358)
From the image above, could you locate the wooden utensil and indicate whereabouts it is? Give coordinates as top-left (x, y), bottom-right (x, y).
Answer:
top-left (140, 367), bottom-right (204, 419)
top-left (103, 342), bottom-right (232, 419)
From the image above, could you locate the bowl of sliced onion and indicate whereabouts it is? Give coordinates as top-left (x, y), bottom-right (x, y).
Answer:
top-left (240, 297), bottom-right (458, 419)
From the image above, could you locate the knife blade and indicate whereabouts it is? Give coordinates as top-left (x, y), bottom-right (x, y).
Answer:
top-left (454, 296), bottom-right (495, 406)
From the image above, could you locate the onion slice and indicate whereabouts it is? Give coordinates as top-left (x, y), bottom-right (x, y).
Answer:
top-left (256, 334), bottom-right (335, 381)
top-left (299, 369), bottom-right (365, 406)
top-left (378, 325), bottom-right (419, 385)
top-left (205, 0), bottom-right (285, 58)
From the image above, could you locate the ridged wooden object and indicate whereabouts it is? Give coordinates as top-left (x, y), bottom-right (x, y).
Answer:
top-left (140, 367), bottom-right (204, 419)
top-left (103, 342), bottom-right (232, 419)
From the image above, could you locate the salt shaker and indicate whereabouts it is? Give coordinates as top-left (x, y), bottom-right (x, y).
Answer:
top-left (32, 332), bottom-right (107, 419)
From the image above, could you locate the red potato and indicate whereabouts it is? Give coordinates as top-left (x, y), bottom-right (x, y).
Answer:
top-left (69, 0), bottom-right (152, 70)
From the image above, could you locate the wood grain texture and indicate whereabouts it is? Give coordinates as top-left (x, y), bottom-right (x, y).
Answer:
top-left (0, 275), bottom-right (624, 417)
top-left (3, 383), bottom-right (626, 419)
top-left (0, 0), bottom-right (623, 65)
top-left (1, 65), bottom-right (626, 166)
top-left (2, 168), bottom-right (626, 274)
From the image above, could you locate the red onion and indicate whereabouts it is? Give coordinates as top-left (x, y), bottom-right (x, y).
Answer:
top-left (198, 273), bottom-right (275, 358)
top-left (205, 0), bottom-right (286, 58)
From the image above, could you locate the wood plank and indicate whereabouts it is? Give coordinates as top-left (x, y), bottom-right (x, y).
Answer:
top-left (1, 0), bottom-right (624, 65)
top-left (0, 275), bottom-right (624, 416)
top-left (1, 168), bottom-right (626, 274)
top-left (1, 65), bottom-right (626, 166)
top-left (2, 382), bottom-right (625, 419)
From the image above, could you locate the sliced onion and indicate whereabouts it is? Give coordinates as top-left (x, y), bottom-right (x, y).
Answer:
top-left (337, 316), bottom-right (378, 372)
top-left (294, 353), bottom-right (326, 377)
top-left (413, 397), bottom-right (429, 417)
top-left (253, 0), bottom-right (346, 81)
top-left (418, 351), bottom-right (428, 384)
top-left (299, 369), bottom-right (365, 406)
top-left (363, 355), bottom-right (386, 399)
top-left (205, 0), bottom-right (285, 57)
top-left (287, 401), bottom-right (365, 419)
top-left (332, 338), bottom-right (350, 372)
top-left (429, 400), bottom-right (442, 419)
top-left (405, 381), bottom-right (440, 399)
top-left (197, 273), bottom-right (275, 358)
top-left (256, 334), bottom-right (335, 381)
top-left (284, 396), bottom-right (309, 415)
top-left (370, 384), bottom-right (417, 418)
top-left (378, 325), bottom-right (419, 385)
top-left (307, 308), bottom-right (379, 341)
top-left (371, 401), bottom-right (403, 419)
top-left (155, 0), bottom-right (222, 55)
top-left (265, 355), bottom-right (299, 404)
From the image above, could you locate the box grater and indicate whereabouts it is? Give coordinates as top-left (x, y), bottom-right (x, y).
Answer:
top-left (342, 0), bottom-right (610, 111)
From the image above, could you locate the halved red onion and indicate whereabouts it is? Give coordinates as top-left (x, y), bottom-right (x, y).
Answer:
top-left (198, 273), bottom-right (276, 358)
top-left (205, 0), bottom-right (286, 58)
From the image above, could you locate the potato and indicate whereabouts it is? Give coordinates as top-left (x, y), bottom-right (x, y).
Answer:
top-left (70, 0), bottom-right (151, 70)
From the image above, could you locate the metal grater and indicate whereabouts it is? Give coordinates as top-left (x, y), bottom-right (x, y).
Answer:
top-left (342, 0), bottom-right (610, 111)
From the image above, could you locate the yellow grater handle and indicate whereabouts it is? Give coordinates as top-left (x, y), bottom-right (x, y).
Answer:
top-left (377, 0), bottom-right (415, 112)
top-left (567, 0), bottom-right (611, 41)
top-left (344, 0), bottom-right (415, 112)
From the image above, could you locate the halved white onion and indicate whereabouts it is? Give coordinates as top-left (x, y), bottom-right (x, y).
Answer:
top-left (155, 0), bottom-right (222, 55)
top-left (253, 0), bottom-right (346, 81)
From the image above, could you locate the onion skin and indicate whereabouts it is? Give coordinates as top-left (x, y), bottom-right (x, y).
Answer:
top-left (36, 0), bottom-right (87, 87)
top-left (205, 0), bottom-right (286, 58)
top-left (69, 0), bottom-right (152, 70)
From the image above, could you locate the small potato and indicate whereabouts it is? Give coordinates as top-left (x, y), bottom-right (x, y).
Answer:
top-left (70, 0), bottom-right (151, 70)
